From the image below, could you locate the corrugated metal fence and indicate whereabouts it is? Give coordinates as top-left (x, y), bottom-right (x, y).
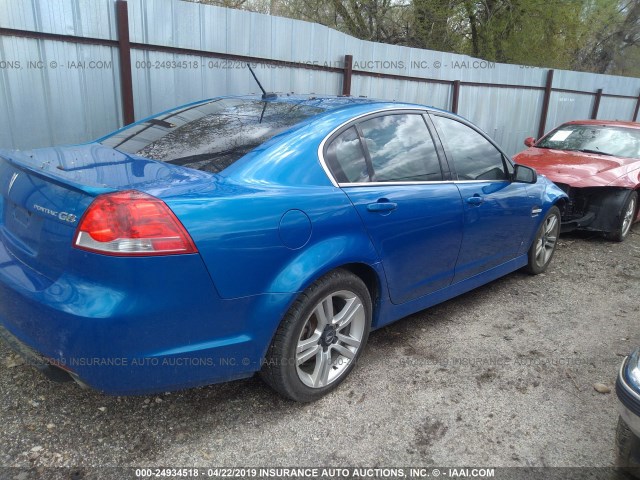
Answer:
top-left (1, 0), bottom-right (640, 154)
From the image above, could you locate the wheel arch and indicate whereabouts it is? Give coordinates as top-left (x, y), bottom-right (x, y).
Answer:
top-left (339, 262), bottom-right (382, 313)
top-left (300, 261), bottom-right (388, 329)
top-left (553, 196), bottom-right (568, 217)
top-left (588, 187), bottom-right (634, 233)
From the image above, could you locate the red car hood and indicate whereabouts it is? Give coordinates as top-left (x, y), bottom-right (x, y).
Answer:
top-left (513, 147), bottom-right (640, 188)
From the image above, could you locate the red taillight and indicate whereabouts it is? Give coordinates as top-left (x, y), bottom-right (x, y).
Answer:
top-left (73, 190), bottom-right (197, 256)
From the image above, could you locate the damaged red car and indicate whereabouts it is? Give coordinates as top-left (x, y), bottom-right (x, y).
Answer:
top-left (514, 120), bottom-right (640, 241)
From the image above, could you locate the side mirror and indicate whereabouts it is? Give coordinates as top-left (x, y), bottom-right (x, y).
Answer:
top-left (513, 164), bottom-right (537, 184)
top-left (524, 137), bottom-right (536, 147)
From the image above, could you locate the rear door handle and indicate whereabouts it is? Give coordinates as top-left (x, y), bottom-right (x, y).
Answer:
top-left (465, 195), bottom-right (484, 205)
top-left (367, 200), bottom-right (398, 212)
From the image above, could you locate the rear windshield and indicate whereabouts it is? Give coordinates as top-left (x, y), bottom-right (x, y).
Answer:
top-left (99, 98), bottom-right (324, 173)
top-left (536, 124), bottom-right (640, 159)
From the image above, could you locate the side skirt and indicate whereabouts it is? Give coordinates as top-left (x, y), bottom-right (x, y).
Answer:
top-left (373, 254), bottom-right (529, 329)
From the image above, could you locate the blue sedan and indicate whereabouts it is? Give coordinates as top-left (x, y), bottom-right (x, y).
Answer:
top-left (0, 95), bottom-right (566, 401)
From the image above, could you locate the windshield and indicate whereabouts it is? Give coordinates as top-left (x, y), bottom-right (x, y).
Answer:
top-left (99, 98), bottom-right (325, 173)
top-left (535, 124), bottom-right (640, 159)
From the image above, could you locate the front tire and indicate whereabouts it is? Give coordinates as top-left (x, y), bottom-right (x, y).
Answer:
top-left (260, 269), bottom-right (372, 402)
top-left (526, 206), bottom-right (560, 274)
top-left (608, 191), bottom-right (637, 242)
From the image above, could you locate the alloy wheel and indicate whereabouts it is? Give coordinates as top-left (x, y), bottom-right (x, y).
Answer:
top-left (295, 290), bottom-right (366, 388)
top-left (535, 212), bottom-right (559, 269)
top-left (621, 196), bottom-right (636, 239)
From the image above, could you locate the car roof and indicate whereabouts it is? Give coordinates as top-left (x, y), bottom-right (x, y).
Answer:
top-left (94, 93), bottom-right (458, 148)
top-left (221, 93), bottom-right (451, 117)
top-left (562, 119), bottom-right (640, 129)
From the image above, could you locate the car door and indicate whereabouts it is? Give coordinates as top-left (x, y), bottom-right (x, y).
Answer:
top-left (429, 113), bottom-right (536, 283)
top-left (323, 112), bottom-right (464, 305)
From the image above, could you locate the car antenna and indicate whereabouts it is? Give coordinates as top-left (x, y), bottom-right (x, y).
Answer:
top-left (247, 63), bottom-right (277, 100)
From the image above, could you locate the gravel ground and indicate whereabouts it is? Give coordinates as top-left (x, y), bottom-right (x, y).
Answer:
top-left (1, 228), bottom-right (639, 473)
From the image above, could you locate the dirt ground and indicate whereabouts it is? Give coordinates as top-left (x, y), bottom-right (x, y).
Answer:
top-left (1, 228), bottom-right (639, 473)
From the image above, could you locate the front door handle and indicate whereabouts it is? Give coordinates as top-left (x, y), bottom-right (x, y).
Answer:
top-left (367, 200), bottom-right (398, 212)
top-left (465, 195), bottom-right (484, 206)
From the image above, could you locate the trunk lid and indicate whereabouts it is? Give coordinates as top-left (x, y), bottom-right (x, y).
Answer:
top-left (0, 143), bottom-right (212, 282)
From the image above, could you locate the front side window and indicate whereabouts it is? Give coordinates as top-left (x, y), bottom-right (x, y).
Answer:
top-left (99, 99), bottom-right (324, 173)
top-left (359, 114), bottom-right (442, 182)
top-left (432, 115), bottom-right (507, 181)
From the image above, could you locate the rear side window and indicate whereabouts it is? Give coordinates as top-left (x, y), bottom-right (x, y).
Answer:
top-left (360, 114), bottom-right (442, 182)
top-left (99, 99), bottom-right (324, 173)
top-left (432, 115), bottom-right (507, 181)
top-left (324, 127), bottom-right (370, 183)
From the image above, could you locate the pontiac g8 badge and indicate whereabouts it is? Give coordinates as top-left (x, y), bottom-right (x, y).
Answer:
top-left (33, 204), bottom-right (77, 224)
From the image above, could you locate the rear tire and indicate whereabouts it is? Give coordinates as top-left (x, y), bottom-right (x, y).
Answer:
top-left (608, 191), bottom-right (637, 242)
top-left (260, 269), bottom-right (372, 402)
top-left (526, 206), bottom-right (560, 275)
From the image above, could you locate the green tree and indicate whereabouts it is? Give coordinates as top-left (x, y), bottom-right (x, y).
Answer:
top-left (574, 0), bottom-right (640, 73)
top-left (279, 0), bottom-right (410, 44)
top-left (461, 0), bottom-right (584, 68)
top-left (408, 0), bottom-right (467, 52)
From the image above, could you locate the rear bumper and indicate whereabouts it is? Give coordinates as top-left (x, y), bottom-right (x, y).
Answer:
top-left (0, 322), bottom-right (73, 383)
top-left (0, 242), bottom-right (292, 395)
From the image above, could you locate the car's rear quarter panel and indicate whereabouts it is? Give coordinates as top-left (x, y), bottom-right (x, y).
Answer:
top-left (163, 183), bottom-right (380, 299)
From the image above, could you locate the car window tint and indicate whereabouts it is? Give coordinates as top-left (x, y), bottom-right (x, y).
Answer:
top-left (325, 127), bottom-right (370, 183)
top-left (359, 114), bottom-right (442, 182)
top-left (432, 116), bottom-right (507, 181)
top-left (99, 99), bottom-right (324, 173)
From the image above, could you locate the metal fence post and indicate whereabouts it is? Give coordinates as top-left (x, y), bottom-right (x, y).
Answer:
top-left (451, 80), bottom-right (460, 114)
top-left (116, 0), bottom-right (135, 125)
top-left (342, 55), bottom-right (353, 96)
top-left (537, 69), bottom-right (554, 139)
top-left (634, 91), bottom-right (640, 122)
top-left (591, 89), bottom-right (602, 119)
